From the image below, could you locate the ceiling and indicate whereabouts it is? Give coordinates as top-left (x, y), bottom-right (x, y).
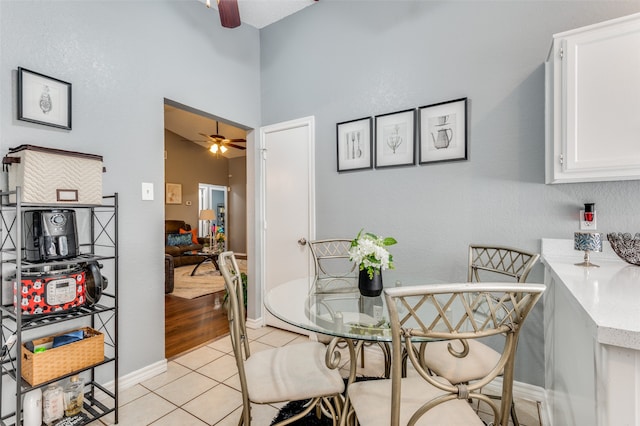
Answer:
top-left (199, 0), bottom-right (317, 29)
top-left (165, 1), bottom-right (318, 158)
top-left (164, 104), bottom-right (248, 159)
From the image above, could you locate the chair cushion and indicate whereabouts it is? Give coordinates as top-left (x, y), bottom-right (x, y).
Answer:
top-left (349, 375), bottom-right (484, 425)
top-left (244, 341), bottom-right (344, 403)
top-left (423, 340), bottom-right (501, 384)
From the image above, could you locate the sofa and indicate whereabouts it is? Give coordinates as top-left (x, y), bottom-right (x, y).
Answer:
top-left (164, 220), bottom-right (206, 293)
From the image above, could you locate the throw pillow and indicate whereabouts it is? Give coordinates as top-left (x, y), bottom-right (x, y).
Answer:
top-left (167, 233), bottom-right (192, 246)
top-left (180, 228), bottom-right (199, 244)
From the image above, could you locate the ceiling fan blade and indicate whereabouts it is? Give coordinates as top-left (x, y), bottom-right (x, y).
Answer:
top-left (225, 138), bottom-right (246, 143)
top-left (225, 142), bottom-right (246, 150)
top-left (218, 0), bottom-right (241, 28)
top-left (198, 132), bottom-right (215, 140)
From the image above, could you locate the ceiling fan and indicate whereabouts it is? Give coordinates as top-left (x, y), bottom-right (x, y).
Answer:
top-left (198, 121), bottom-right (246, 155)
top-left (205, 0), bottom-right (241, 28)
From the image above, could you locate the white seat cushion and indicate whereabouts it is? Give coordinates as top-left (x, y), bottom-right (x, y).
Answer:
top-left (423, 339), bottom-right (501, 384)
top-left (244, 341), bottom-right (344, 403)
top-left (349, 375), bottom-right (484, 425)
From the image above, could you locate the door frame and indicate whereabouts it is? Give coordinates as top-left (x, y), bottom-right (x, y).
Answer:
top-left (257, 116), bottom-right (316, 325)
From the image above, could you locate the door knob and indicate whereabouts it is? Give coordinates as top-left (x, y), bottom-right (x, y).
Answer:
top-left (298, 238), bottom-right (307, 246)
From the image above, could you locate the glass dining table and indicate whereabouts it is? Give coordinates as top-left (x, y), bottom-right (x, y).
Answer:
top-left (264, 275), bottom-right (439, 380)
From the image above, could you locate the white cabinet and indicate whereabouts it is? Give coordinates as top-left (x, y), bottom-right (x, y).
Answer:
top-left (545, 13), bottom-right (640, 183)
top-left (542, 239), bottom-right (640, 425)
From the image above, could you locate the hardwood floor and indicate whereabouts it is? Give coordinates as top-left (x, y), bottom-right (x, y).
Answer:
top-left (164, 290), bottom-right (229, 359)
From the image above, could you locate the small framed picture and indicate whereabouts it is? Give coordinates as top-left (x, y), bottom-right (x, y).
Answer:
top-left (419, 98), bottom-right (467, 164)
top-left (166, 183), bottom-right (182, 204)
top-left (375, 109), bottom-right (416, 168)
top-left (17, 67), bottom-right (72, 130)
top-left (337, 117), bottom-right (373, 172)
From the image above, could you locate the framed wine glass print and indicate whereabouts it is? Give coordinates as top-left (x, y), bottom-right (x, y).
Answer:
top-left (337, 117), bottom-right (373, 172)
top-left (17, 67), bottom-right (72, 130)
top-left (374, 109), bottom-right (416, 168)
top-left (419, 98), bottom-right (467, 164)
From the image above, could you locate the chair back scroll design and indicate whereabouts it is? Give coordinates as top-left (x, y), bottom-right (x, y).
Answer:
top-left (468, 245), bottom-right (540, 283)
top-left (385, 282), bottom-right (545, 426)
top-left (309, 239), bottom-right (357, 278)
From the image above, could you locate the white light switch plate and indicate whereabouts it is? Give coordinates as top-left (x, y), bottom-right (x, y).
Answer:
top-left (142, 182), bottom-right (154, 201)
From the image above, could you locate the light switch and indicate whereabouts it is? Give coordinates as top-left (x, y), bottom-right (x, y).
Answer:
top-left (142, 182), bottom-right (154, 201)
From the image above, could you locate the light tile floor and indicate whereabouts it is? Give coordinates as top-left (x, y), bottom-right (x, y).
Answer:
top-left (90, 326), bottom-right (543, 425)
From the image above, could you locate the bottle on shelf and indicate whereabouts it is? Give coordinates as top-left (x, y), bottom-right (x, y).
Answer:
top-left (63, 375), bottom-right (84, 416)
top-left (22, 388), bottom-right (42, 426)
top-left (42, 382), bottom-right (64, 425)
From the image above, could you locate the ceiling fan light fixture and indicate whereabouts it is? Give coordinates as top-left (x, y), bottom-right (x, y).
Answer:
top-left (210, 143), bottom-right (219, 154)
top-left (220, 144), bottom-right (228, 153)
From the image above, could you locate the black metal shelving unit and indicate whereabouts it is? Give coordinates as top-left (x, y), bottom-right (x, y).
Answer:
top-left (0, 188), bottom-right (118, 426)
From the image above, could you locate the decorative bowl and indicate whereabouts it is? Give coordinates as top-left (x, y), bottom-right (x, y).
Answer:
top-left (606, 233), bottom-right (640, 265)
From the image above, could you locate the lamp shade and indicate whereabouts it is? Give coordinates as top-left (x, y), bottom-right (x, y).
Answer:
top-left (574, 232), bottom-right (603, 252)
top-left (199, 209), bottom-right (215, 221)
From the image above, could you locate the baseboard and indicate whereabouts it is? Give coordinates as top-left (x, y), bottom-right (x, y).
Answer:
top-left (484, 377), bottom-right (549, 425)
top-left (96, 359), bottom-right (168, 395)
top-left (246, 316), bottom-right (262, 329)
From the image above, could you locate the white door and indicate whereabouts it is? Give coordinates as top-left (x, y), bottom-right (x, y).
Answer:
top-left (260, 116), bottom-right (315, 332)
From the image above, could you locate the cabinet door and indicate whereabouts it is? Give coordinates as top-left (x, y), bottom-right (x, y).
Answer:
top-left (547, 14), bottom-right (640, 183)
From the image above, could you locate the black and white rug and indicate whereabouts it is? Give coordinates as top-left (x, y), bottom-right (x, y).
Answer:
top-left (270, 377), bottom-right (381, 425)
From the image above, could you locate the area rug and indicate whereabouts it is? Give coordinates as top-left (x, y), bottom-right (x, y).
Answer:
top-left (170, 263), bottom-right (226, 299)
top-left (270, 377), bottom-right (381, 425)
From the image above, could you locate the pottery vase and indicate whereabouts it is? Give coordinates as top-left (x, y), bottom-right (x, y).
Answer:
top-left (358, 268), bottom-right (383, 297)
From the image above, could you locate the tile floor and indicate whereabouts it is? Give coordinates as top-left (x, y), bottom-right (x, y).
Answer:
top-left (90, 326), bottom-right (543, 426)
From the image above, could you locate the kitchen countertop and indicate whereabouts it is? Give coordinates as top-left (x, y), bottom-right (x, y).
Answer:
top-left (542, 238), bottom-right (640, 350)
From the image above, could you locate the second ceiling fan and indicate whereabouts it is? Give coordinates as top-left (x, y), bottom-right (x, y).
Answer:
top-left (199, 121), bottom-right (246, 155)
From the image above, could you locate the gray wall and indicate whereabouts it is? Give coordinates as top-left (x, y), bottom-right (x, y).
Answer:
top-left (164, 130), bottom-right (229, 228)
top-left (229, 156), bottom-right (248, 253)
top-left (260, 1), bottom-right (640, 386)
top-left (0, 1), bottom-right (261, 377)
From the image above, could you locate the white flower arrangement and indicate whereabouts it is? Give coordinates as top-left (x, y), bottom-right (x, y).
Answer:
top-left (348, 229), bottom-right (397, 279)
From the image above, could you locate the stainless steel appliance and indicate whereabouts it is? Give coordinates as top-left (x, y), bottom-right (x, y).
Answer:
top-left (23, 210), bottom-right (78, 262)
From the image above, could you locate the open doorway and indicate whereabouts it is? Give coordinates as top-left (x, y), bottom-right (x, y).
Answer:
top-left (164, 99), bottom-right (249, 358)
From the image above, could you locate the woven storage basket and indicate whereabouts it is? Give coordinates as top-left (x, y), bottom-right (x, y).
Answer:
top-left (3, 145), bottom-right (103, 205)
top-left (21, 327), bottom-right (104, 386)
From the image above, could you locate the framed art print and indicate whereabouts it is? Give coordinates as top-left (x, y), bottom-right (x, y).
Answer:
top-left (166, 183), bottom-right (182, 204)
top-left (337, 117), bottom-right (372, 172)
top-left (419, 98), bottom-right (467, 164)
top-left (375, 109), bottom-right (416, 168)
top-left (17, 67), bottom-right (72, 130)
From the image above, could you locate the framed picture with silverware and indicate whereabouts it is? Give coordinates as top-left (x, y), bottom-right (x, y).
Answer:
top-left (374, 108), bottom-right (416, 168)
top-left (419, 98), bottom-right (467, 164)
top-left (337, 117), bottom-right (373, 172)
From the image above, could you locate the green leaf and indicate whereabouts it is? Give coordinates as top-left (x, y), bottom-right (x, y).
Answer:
top-left (383, 237), bottom-right (397, 246)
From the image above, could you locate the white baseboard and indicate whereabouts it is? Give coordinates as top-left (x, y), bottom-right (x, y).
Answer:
top-left (97, 359), bottom-right (168, 394)
top-left (483, 378), bottom-right (549, 425)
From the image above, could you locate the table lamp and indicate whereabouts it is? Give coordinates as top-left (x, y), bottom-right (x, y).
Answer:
top-left (199, 209), bottom-right (215, 250)
top-left (574, 231), bottom-right (603, 267)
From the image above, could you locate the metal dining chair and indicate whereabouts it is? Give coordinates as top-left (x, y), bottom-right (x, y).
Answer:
top-left (218, 251), bottom-right (345, 425)
top-left (308, 239), bottom-right (391, 375)
top-left (347, 282), bottom-right (545, 426)
top-left (422, 244), bottom-right (540, 425)
top-left (309, 239), bottom-right (357, 280)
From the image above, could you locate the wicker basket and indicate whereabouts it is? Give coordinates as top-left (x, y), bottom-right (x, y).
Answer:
top-left (21, 327), bottom-right (104, 386)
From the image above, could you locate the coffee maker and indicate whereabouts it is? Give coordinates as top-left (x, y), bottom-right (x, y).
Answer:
top-left (23, 210), bottom-right (78, 262)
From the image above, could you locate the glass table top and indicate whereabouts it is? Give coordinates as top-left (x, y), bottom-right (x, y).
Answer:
top-left (265, 275), bottom-right (445, 342)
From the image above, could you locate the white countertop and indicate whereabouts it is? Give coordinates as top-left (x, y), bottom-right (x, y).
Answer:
top-left (542, 238), bottom-right (640, 350)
